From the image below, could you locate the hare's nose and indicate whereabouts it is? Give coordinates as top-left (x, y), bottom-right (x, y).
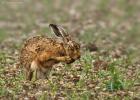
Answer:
top-left (77, 55), bottom-right (81, 59)
top-left (75, 55), bottom-right (80, 60)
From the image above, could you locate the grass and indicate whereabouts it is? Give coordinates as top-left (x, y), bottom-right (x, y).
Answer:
top-left (106, 64), bottom-right (124, 91)
top-left (0, 50), bottom-right (138, 99)
top-left (0, 0), bottom-right (140, 99)
top-left (0, 29), bottom-right (7, 41)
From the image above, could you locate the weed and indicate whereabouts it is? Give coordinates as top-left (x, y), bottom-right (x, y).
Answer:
top-left (0, 29), bottom-right (7, 41)
top-left (106, 61), bottom-right (125, 91)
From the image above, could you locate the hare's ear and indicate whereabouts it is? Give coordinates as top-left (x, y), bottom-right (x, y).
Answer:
top-left (49, 24), bottom-right (68, 38)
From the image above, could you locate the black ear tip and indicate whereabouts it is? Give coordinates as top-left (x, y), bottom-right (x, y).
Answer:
top-left (49, 24), bottom-right (57, 27)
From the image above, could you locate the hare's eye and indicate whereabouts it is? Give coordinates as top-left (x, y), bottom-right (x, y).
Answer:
top-left (75, 44), bottom-right (80, 49)
top-left (68, 46), bottom-right (74, 51)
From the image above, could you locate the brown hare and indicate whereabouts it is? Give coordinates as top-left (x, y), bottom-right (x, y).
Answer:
top-left (19, 24), bottom-right (81, 81)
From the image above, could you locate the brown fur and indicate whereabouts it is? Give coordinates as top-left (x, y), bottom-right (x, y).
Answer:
top-left (19, 24), bottom-right (80, 80)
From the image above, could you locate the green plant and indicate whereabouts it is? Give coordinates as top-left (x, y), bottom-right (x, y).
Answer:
top-left (79, 29), bottom-right (96, 44)
top-left (80, 91), bottom-right (91, 100)
top-left (106, 62), bottom-right (124, 91)
top-left (80, 51), bottom-right (93, 78)
top-left (98, 0), bottom-right (110, 13)
top-left (0, 87), bottom-right (8, 97)
top-left (0, 52), bottom-right (6, 63)
top-left (40, 92), bottom-right (49, 100)
top-left (0, 29), bottom-right (7, 41)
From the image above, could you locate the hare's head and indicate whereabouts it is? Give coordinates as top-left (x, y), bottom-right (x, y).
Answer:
top-left (49, 24), bottom-right (81, 63)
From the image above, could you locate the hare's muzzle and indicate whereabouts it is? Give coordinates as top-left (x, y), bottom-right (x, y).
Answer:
top-left (74, 53), bottom-right (81, 60)
top-left (66, 58), bottom-right (75, 64)
top-left (77, 55), bottom-right (81, 59)
top-left (70, 55), bottom-right (81, 63)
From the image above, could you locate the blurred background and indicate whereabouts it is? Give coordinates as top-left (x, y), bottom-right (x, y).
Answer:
top-left (0, 0), bottom-right (140, 60)
top-left (0, 0), bottom-right (140, 49)
top-left (0, 0), bottom-right (140, 99)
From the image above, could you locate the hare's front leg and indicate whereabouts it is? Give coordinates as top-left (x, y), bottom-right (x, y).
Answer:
top-left (52, 56), bottom-right (71, 62)
top-left (39, 54), bottom-right (71, 62)
top-left (39, 53), bottom-right (71, 62)
top-left (25, 68), bottom-right (33, 81)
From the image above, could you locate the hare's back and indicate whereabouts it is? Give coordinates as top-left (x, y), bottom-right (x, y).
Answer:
top-left (25, 36), bottom-right (55, 50)
top-left (20, 36), bottom-right (55, 67)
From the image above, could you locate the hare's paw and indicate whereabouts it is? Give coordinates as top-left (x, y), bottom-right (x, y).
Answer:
top-left (65, 56), bottom-right (71, 62)
top-left (51, 56), bottom-right (71, 62)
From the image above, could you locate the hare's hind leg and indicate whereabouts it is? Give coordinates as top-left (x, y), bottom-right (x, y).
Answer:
top-left (31, 61), bottom-right (39, 81)
top-left (25, 68), bottom-right (33, 81)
